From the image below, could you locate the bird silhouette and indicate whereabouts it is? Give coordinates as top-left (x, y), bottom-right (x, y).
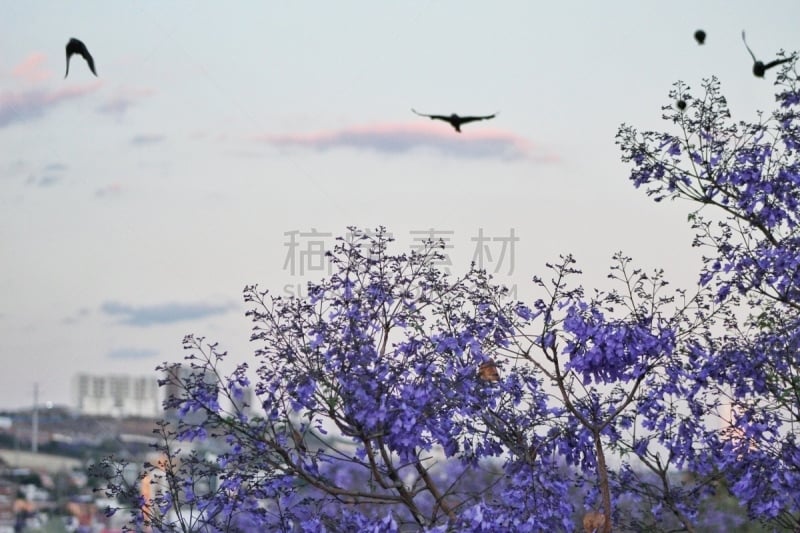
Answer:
top-left (411, 109), bottom-right (497, 133)
top-left (741, 31), bottom-right (791, 78)
top-left (65, 38), bottom-right (97, 78)
top-left (582, 510), bottom-right (606, 533)
top-left (478, 360), bottom-right (500, 383)
top-left (694, 30), bottom-right (706, 45)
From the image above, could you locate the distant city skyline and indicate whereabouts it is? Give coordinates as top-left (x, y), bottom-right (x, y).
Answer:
top-left (73, 373), bottom-right (160, 418)
top-left (2, 1), bottom-right (799, 408)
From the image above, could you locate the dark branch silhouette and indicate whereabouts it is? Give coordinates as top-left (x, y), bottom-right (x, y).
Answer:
top-left (694, 30), bottom-right (706, 45)
top-left (65, 38), bottom-right (97, 78)
top-left (411, 109), bottom-right (497, 133)
top-left (741, 31), bottom-right (791, 78)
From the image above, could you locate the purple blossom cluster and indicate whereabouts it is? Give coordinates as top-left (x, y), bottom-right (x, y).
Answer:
top-left (618, 57), bottom-right (800, 530)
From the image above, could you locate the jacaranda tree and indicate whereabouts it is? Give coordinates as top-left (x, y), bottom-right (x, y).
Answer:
top-left (97, 54), bottom-right (800, 532)
top-left (617, 53), bottom-right (800, 530)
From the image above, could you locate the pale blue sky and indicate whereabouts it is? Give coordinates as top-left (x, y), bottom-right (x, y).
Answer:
top-left (1, 1), bottom-right (798, 409)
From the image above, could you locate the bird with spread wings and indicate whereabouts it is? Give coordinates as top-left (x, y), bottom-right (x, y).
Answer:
top-left (411, 109), bottom-right (498, 133)
top-left (65, 38), bottom-right (97, 78)
top-left (741, 31), bottom-right (792, 78)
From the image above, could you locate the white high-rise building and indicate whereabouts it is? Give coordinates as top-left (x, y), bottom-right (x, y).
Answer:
top-left (73, 374), bottom-right (160, 418)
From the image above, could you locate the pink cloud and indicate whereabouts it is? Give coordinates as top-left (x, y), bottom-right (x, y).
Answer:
top-left (12, 53), bottom-right (52, 84)
top-left (255, 122), bottom-right (557, 162)
top-left (0, 82), bottom-right (102, 128)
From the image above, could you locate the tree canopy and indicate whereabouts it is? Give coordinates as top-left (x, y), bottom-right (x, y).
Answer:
top-left (97, 56), bottom-right (800, 532)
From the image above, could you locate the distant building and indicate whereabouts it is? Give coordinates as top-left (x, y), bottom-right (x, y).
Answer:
top-left (73, 374), bottom-right (160, 418)
top-left (0, 479), bottom-right (16, 528)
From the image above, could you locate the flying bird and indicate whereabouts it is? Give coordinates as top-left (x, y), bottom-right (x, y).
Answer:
top-left (411, 109), bottom-right (497, 133)
top-left (694, 30), bottom-right (706, 45)
top-left (65, 38), bottom-right (97, 78)
top-left (741, 31), bottom-right (791, 78)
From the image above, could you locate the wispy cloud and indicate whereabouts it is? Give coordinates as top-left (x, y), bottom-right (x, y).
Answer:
top-left (190, 130), bottom-right (229, 143)
top-left (96, 87), bottom-right (154, 118)
top-left (0, 83), bottom-right (102, 128)
top-left (25, 162), bottom-right (68, 188)
top-left (95, 183), bottom-right (123, 198)
top-left (44, 163), bottom-right (68, 172)
top-left (107, 347), bottom-right (159, 359)
top-left (26, 174), bottom-right (60, 187)
top-left (130, 134), bottom-right (165, 146)
top-left (12, 53), bottom-right (53, 84)
top-left (101, 300), bottom-right (234, 327)
top-left (61, 307), bottom-right (91, 325)
top-left (255, 122), bottom-right (556, 161)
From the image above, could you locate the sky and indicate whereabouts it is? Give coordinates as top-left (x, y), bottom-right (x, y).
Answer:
top-left (1, 1), bottom-right (799, 410)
